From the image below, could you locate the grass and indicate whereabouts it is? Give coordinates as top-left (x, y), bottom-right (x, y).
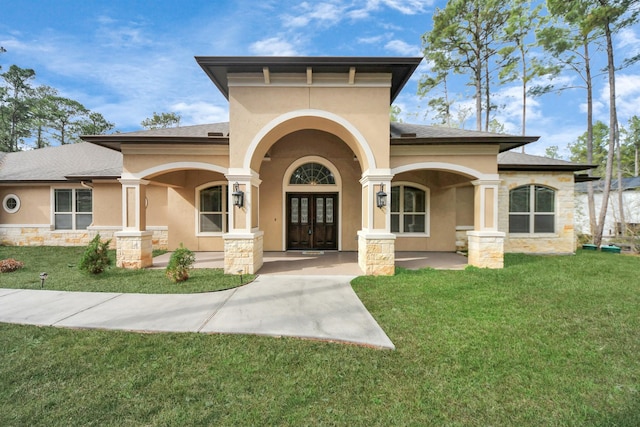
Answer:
top-left (1, 250), bottom-right (639, 425)
top-left (0, 246), bottom-right (253, 293)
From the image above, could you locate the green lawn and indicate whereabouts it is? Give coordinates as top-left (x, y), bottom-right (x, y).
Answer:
top-left (1, 250), bottom-right (639, 426)
top-left (0, 246), bottom-right (252, 293)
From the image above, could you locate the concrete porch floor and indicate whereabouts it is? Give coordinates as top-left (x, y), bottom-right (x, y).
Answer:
top-left (152, 251), bottom-right (468, 275)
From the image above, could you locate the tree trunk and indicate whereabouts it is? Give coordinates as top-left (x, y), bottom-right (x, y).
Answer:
top-left (616, 130), bottom-right (626, 235)
top-left (584, 39), bottom-right (597, 238)
top-left (594, 21), bottom-right (617, 247)
top-left (521, 43), bottom-right (527, 152)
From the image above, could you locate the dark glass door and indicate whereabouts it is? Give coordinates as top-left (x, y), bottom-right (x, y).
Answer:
top-left (287, 193), bottom-right (338, 250)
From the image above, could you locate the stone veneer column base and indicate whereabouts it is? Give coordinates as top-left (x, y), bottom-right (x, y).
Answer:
top-left (467, 231), bottom-right (505, 269)
top-left (223, 231), bottom-right (264, 275)
top-left (116, 231), bottom-right (153, 269)
top-left (358, 231), bottom-right (396, 276)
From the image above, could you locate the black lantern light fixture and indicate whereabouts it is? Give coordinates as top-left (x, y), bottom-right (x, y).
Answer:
top-left (376, 183), bottom-right (387, 208)
top-left (232, 182), bottom-right (244, 208)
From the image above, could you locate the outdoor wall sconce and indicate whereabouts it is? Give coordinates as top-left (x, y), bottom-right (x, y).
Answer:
top-left (376, 183), bottom-right (387, 208)
top-left (39, 272), bottom-right (48, 289)
top-left (232, 182), bottom-right (244, 208)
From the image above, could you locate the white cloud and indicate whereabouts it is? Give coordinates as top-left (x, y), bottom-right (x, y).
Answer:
top-left (249, 37), bottom-right (301, 56)
top-left (282, 2), bottom-right (345, 28)
top-left (172, 102), bottom-right (229, 126)
top-left (384, 39), bottom-right (422, 56)
top-left (349, 0), bottom-right (434, 18)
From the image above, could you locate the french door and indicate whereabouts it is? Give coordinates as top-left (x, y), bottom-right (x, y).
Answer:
top-left (286, 193), bottom-right (338, 250)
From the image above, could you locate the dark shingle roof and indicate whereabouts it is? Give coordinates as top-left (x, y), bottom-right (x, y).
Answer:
top-left (0, 143), bottom-right (122, 182)
top-left (575, 177), bottom-right (640, 193)
top-left (498, 151), bottom-right (595, 171)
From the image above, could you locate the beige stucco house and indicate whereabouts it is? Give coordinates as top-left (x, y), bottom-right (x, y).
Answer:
top-left (0, 56), bottom-right (591, 275)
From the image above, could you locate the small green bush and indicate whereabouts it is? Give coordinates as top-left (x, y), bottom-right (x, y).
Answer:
top-left (0, 258), bottom-right (24, 273)
top-left (79, 234), bottom-right (111, 274)
top-left (165, 244), bottom-right (195, 283)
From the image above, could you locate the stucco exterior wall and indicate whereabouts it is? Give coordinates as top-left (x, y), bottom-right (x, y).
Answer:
top-left (258, 129), bottom-right (362, 251)
top-left (499, 171), bottom-right (576, 254)
top-left (0, 186), bottom-right (50, 225)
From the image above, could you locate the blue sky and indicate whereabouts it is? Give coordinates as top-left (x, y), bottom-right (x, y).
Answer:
top-left (1, 0), bottom-right (639, 156)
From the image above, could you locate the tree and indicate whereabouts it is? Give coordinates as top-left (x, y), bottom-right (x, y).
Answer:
top-left (421, 0), bottom-right (511, 131)
top-left (78, 112), bottom-right (114, 136)
top-left (545, 0), bottom-right (639, 244)
top-left (499, 0), bottom-right (552, 142)
top-left (389, 105), bottom-right (403, 123)
top-left (141, 111), bottom-right (181, 130)
top-left (48, 97), bottom-right (88, 145)
top-left (622, 116), bottom-right (640, 177)
top-left (0, 65), bottom-right (35, 151)
top-left (569, 121), bottom-right (609, 176)
top-left (30, 85), bottom-right (58, 149)
top-left (545, 145), bottom-right (562, 159)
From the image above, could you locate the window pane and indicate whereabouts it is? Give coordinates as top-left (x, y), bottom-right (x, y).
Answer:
top-left (291, 198), bottom-right (299, 223)
top-left (403, 214), bottom-right (425, 233)
top-left (391, 186), bottom-right (400, 213)
top-left (289, 163), bottom-right (335, 185)
top-left (391, 214), bottom-right (399, 232)
top-left (535, 186), bottom-right (555, 212)
top-left (301, 198), bottom-right (308, 224)
top-left (76, 214), bottom-right (92, 230)
top-left (509, 186), bottom-right (530, 212)
top-left (55, 189), bottom-right (72, 212)
top-left (55, 213), bottom-right (72, 230)
top-left (201, 186), bottom-right (222, 212)
top-left (509, 214), bottom-right (530, 233)
top-left (326, 198), bottom-right (333, 223)
top-left (200, 213), bottom-right (223, 232)
top-left (316, 198), bottom-right (324, 223)
top-left (403, 187), bottom-right (425, 213)
top-left (534, 214), bottom-right (555, 233)
top-left (76, 189), bottom-right (92, 213)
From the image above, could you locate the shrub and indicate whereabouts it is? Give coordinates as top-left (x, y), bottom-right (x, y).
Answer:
top-left (0, 258), bottom-right (24, 273)
top-left (79, 234), bottom-right (112, 274)
top-left (166, 244), bottom-right (195, 283)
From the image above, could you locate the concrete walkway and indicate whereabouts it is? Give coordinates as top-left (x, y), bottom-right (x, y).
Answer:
top-left (0, 275), bottom-right (395, 350)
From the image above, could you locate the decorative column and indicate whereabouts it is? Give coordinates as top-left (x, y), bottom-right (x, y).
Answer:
top-left (115, 179), bottom-right (153, 268)
top-left (467, 179), bottom-right (505, 268)
top-left (358, 172), bottom-right (395, 275)
top-left (223, 169), bottom-right (264, 275)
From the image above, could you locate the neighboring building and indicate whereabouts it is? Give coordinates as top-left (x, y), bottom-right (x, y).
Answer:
top-left (575, 177), bottom-right (640, 238)
top-left (0, 56), bottom-right (592, 275)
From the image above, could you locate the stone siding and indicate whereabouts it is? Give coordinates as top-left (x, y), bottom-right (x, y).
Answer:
top-left (223, 232), bottom-right (264, 274)
top-left (467, 231), bottom-right (505, 268)
top-left (358, 233), bottom-right (395, 276)
top-left (499, 172), bottom-right (575, 254)
top-left (0, 226), bottom-right (168, 250)
top-left (116, 231), bottom-right (153, 269)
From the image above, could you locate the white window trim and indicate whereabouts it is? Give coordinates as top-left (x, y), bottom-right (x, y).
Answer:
top-left (195, 182), bottom-right (229, 236)
top-left (3, 194), bottom-right (20, 214)
top-left (391, 182), bottom-right (430, 237)
top-left (51, 187), bottom-right (93, 231)
top-left (508, 184), bottom-right (558, 236)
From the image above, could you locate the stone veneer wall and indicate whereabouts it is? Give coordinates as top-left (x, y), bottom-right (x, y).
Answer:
top-left (357, 233), bottom-right (395, 275)
top-left (467, 231), bottom-right (505, 268)
top-left (224, 232), bottom-right (264, 275)
top-left (0, 226), bottom-right (168, 250)
top-left (498, 171), bottom-right (576, 254)
top-left (116, 231), bottom-right (153, 269)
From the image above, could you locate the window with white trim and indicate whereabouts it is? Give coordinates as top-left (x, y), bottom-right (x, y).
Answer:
top-left (54, 189), bottom-right (92, 230)
top-left (3, 194), bottom-right (20, 214)
top-left (509, 185), bottom-right (555, 233)
top-left (391, 184), bottom-right (429, 234)
top-left (198, 184), bottom-right (229, 233)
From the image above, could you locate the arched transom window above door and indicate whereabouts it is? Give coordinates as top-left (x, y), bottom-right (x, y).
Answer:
top-left (289, 163), bottom-right (336, 185)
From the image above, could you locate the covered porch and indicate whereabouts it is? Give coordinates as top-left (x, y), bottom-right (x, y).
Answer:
top-left (152, 251), bottom-right (469, 275)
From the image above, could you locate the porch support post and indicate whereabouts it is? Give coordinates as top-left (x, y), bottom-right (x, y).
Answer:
top-left (468, 179), bottom-right (505, 269)
top-left (115, 179), bottom-right (152, 269)
top-left (358, 171), bottom-right (395, 275)
top-left (224, 169), bottom-right (263, 274)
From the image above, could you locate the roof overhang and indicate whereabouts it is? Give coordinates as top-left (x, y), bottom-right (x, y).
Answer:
top-left (195, 56), bottom-right (423, 103)
top-left (392, 136), bottom-right (539, 153)
top-left (81, 135), bottom-right (229, 152)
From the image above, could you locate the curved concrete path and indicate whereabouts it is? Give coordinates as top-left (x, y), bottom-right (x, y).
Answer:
top-left (0, 275), bottom-right (394, 350)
